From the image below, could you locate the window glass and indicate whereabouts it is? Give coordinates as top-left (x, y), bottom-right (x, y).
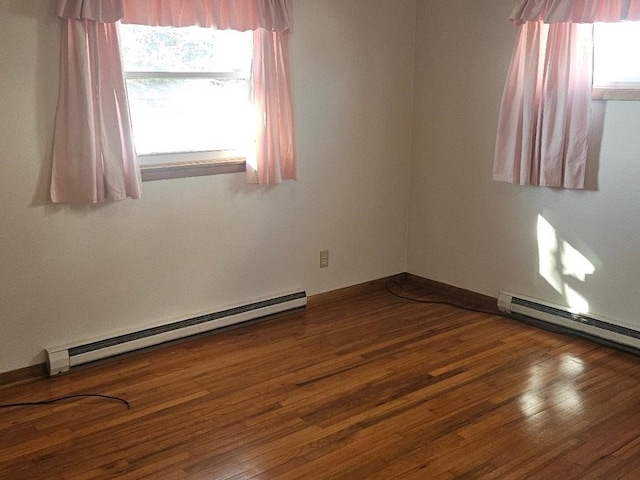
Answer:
top-left (593, 22), bottom-right (640, 87)
top-left (119, 24), bottom-right (253, 159)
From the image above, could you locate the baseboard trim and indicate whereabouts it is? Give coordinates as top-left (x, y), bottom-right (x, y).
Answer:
top-left (0, 363), bottom-right (47, 389)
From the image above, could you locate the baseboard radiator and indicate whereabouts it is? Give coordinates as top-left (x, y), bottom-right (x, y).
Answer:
top-left (498, 291), bottom-right (640, 352)
top-left (46, 291), bottom-right (307, 376)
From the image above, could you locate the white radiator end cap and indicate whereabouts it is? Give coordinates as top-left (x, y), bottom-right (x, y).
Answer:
top-left (497, 291), bottom-right (514, 314)
top-left (46, 348), bottom-right (70, 376)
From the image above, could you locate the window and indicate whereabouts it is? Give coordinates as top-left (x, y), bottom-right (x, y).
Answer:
top-left (593, 22), bottom-right (640, 100)
top-left (119, 24), bottom-right (253, 180)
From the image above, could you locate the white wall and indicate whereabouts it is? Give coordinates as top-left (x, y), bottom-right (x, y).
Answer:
top-left (409, 0), bottom-right (640, 330)
top-left (6, 0), bottom-right (638, 375)
top-left (0, 0), bottom-right (415, 374)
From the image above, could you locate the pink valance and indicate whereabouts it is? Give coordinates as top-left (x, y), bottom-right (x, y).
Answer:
top-left (510, 0), bottom-right (640, 25)
top-left (122, 0), bottom-right (293, 32)
top-left (57, 0), bottom-right (124, 22)
top-left (57, 0), bottom-right (293, 31)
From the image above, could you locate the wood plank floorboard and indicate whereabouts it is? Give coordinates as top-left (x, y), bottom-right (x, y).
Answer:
top-left (2, 281), bottom-right (640, 479)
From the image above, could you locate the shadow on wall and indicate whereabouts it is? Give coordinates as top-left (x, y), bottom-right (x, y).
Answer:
top-left (584, 101), bottom-right (607, 191)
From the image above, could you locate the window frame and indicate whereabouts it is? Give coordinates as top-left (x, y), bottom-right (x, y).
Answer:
top-left (139, 157), bottom-right (246, 181)
top-left (119, 24), bottom-right (252, 181)
top-left (592, 87), bottom-right (640, 101)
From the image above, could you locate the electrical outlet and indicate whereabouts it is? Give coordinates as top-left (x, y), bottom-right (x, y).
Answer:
top-left (320, 250), bottom-right (329, 268)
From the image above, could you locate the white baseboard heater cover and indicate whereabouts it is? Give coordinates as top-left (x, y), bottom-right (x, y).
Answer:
top-left (498, 291), bottom-right (640, 351)
top-left (46, 291), bottom-right (306, 376)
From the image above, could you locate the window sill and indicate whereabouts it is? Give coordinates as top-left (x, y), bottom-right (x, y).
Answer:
top-left (592, 87), bottom-right (640, 101)
top-left (140, 158), bottom-right (246, 181)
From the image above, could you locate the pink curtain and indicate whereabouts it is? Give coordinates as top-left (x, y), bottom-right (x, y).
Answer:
top-left (493, 22), bottom-right (592, 188)
top-left (52, 0), bottom-right (141, 203)
top-left (247, 29), bottom-right (296, 184)
top-left (629, 1), bottom-right (640, 18)
top-left (493, 0), bottom-right (640, 189)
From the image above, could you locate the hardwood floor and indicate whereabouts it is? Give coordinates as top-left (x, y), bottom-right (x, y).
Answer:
top-left (2, 281), bottom-right (640, 479)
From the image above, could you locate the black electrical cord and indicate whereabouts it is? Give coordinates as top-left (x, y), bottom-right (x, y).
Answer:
top-left (385, 280), bottom-right (499, 316)
top-left (0, 393), bottom-right (130, 409)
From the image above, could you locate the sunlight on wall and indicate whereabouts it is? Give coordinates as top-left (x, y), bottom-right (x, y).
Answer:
top-left (561, 241), bottom-right (595, 282)
top-left (536, 215), bottom-right (563, 294)
top-left (537, 215), bottom-right (595, 314)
